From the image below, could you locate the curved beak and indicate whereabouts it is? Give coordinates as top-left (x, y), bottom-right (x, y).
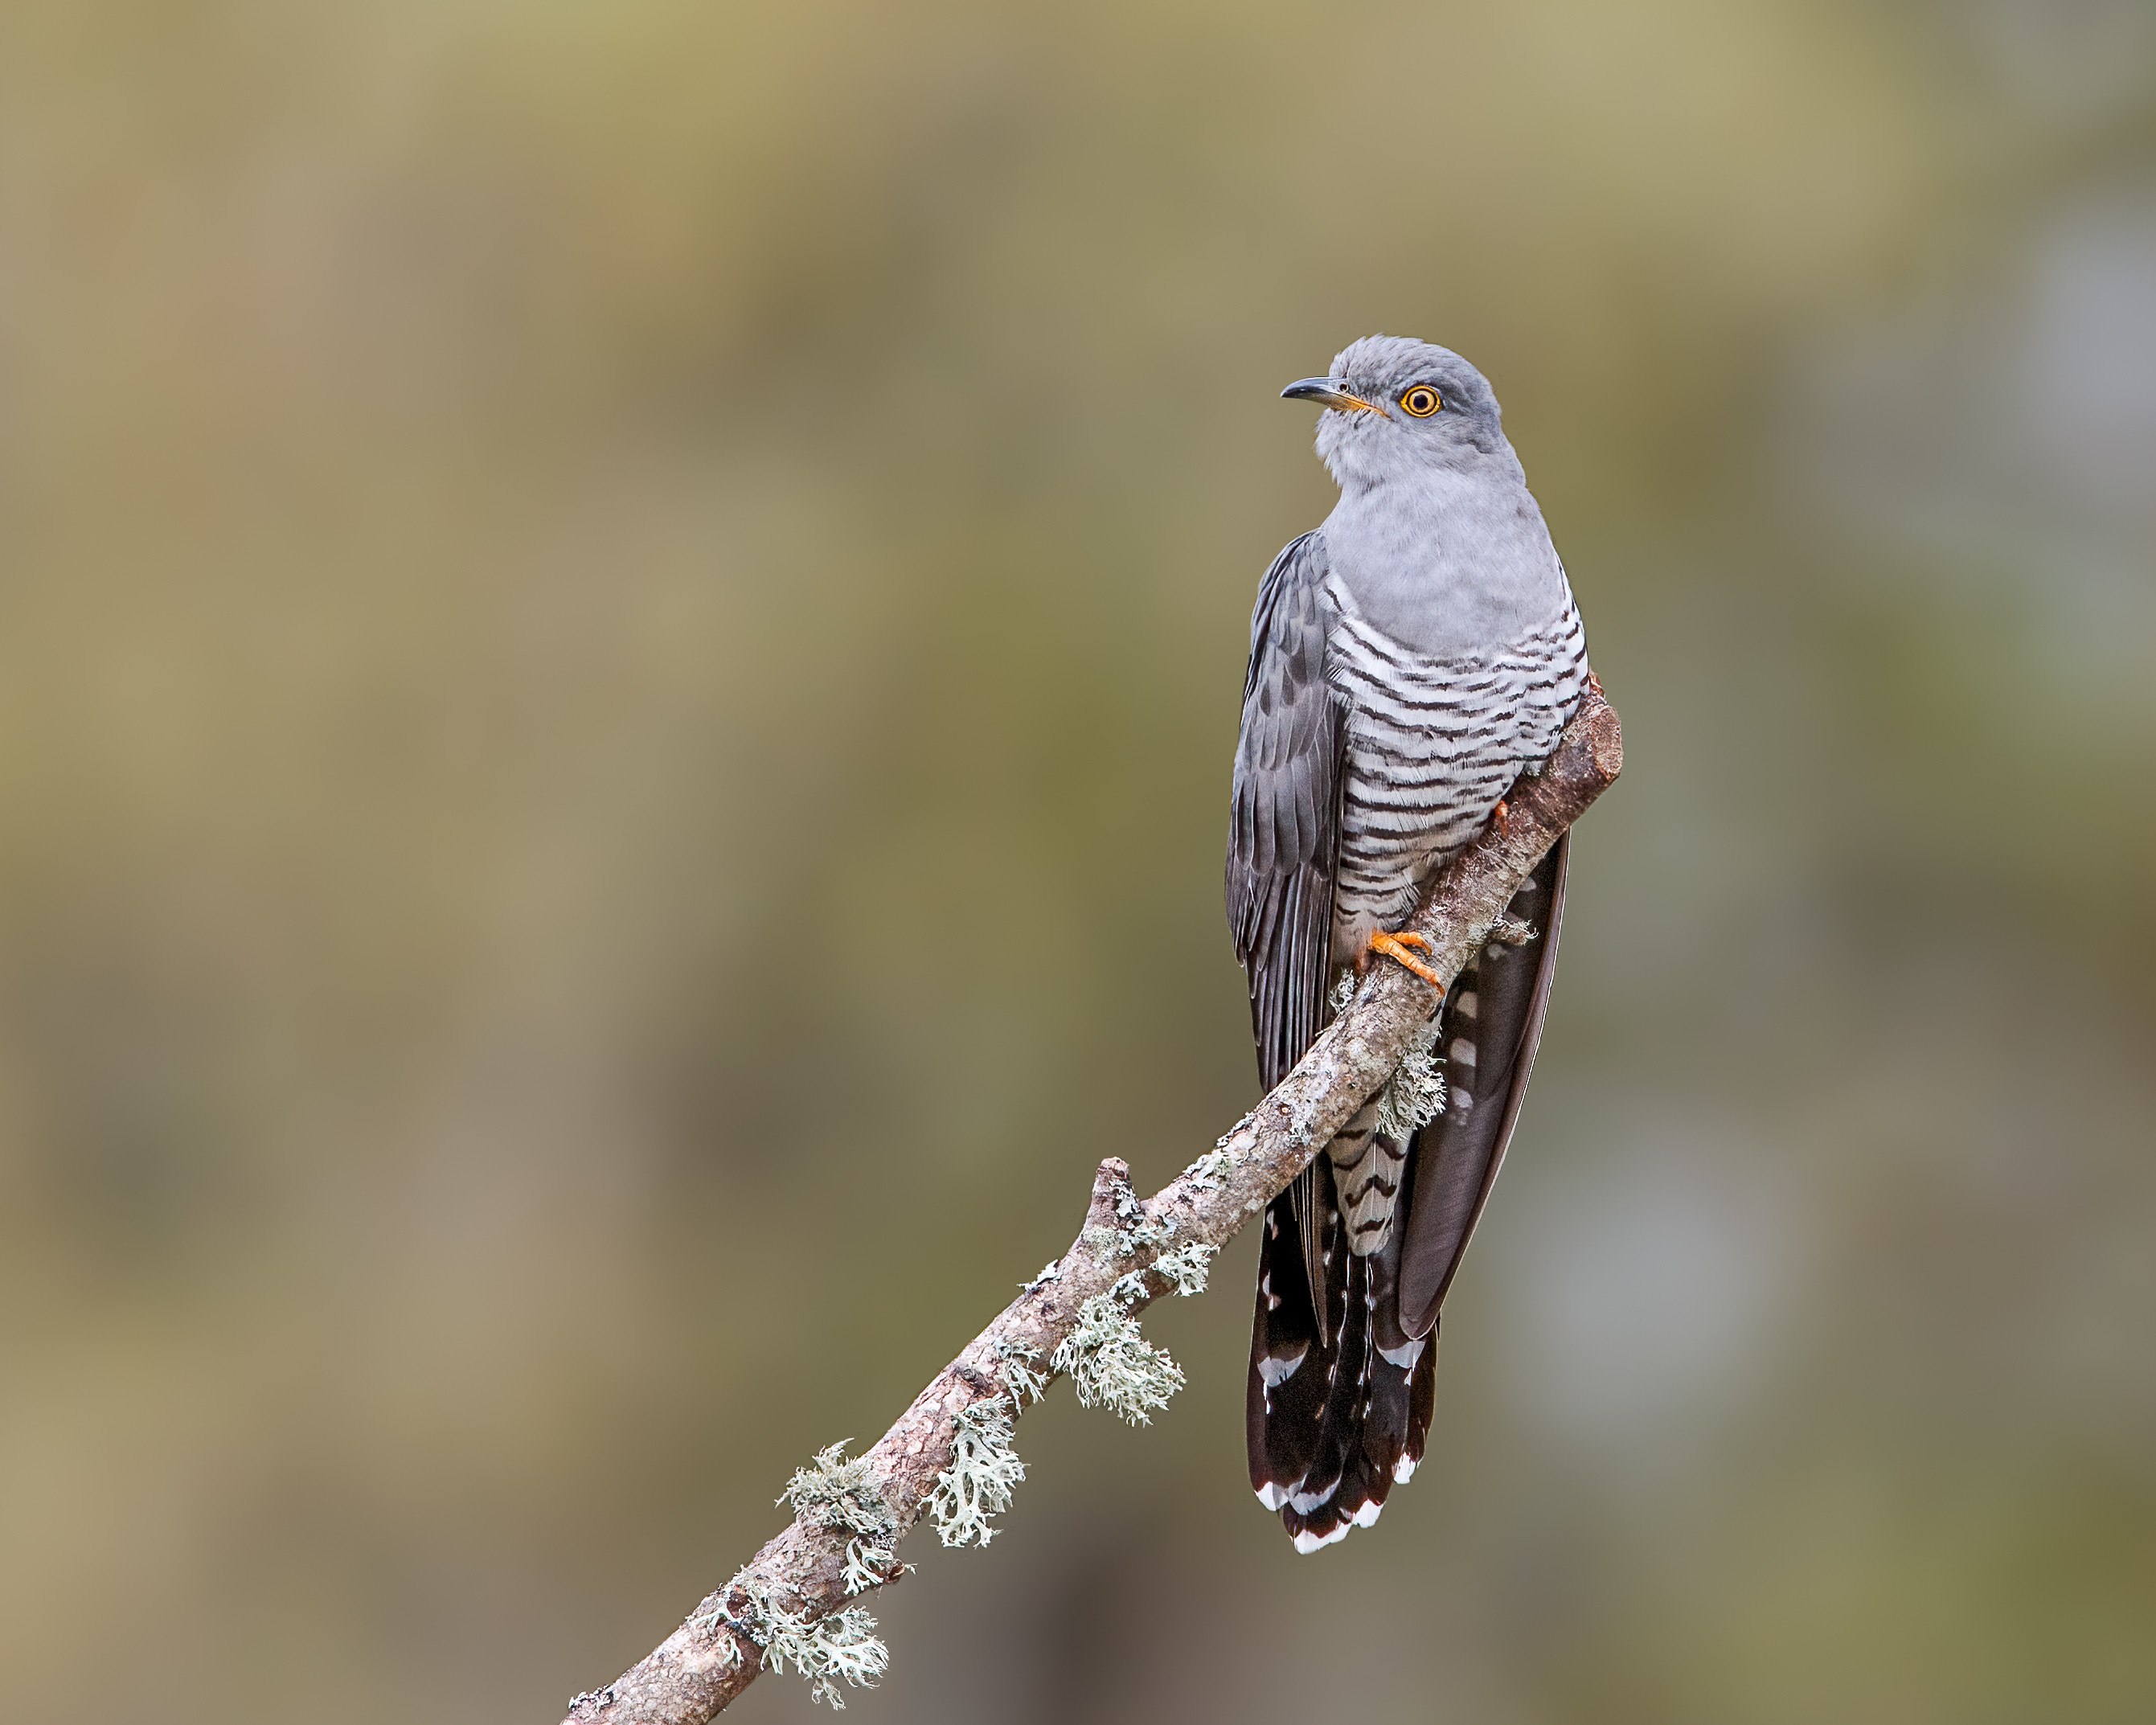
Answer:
top-left (1281, 377), bottom-right (1379, 414)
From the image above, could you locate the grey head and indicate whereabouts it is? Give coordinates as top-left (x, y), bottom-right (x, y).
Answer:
top-left (1282, 334), bottom-right (1518, 494)
top-left (1281, 334), bottom-right (1568, 658)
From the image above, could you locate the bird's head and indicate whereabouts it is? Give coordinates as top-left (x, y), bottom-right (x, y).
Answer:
top-left (1283, 334), bottom-right (1507, 490)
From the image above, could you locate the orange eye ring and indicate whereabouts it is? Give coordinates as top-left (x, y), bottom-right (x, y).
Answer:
top-left (1400, 385), bottom-right (1442, 417)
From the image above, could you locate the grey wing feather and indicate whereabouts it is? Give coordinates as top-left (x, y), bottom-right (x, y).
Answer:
top-left (1225, 531), bottom-right (1346, 1094)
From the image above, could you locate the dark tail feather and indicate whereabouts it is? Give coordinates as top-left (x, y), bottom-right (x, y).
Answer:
top-left (1399, 834), bottom-right (1569, 1337)
top-left (1248, 1169), bottom-right (1339, 1505)
top-left (1249, 1169), bottom-right (1437, 1551)
top-left (1277, 1235), bottom-right (1371, 1547)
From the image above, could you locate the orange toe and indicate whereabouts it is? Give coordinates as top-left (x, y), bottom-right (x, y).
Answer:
top-left (1367, 930), bottom-right (1443, 989)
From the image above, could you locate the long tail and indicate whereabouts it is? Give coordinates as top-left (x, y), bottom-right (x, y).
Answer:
top-left (1244, 838), bottom-right (1570, 1551)
top-left (1247, 1149), bottom-right (1437, 1551)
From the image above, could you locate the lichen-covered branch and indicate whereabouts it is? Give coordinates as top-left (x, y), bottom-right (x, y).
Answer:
top-left (560, 688), bottom-right (1622, 1725)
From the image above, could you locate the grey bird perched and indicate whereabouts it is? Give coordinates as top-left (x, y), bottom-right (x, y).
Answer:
top-left (1227, 334), bottom-right (1590, 1551)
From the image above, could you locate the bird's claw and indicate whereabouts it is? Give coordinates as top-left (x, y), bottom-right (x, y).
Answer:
top-left (1367, 929), bottom-right (1444, 990)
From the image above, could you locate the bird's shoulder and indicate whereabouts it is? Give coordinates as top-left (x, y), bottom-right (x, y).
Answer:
top-left (1241, 530), bottom-right (1338, 688)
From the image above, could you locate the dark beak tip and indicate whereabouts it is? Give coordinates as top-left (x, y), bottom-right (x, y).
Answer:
top-left (1281, 377), bottom-right (1345, 405)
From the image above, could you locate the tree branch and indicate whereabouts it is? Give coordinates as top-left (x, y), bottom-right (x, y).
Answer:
top-left (562, 688), bottom-right (1622, 1724)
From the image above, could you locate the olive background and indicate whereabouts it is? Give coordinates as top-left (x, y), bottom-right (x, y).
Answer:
top-left (3, 3), bottom-right (2154, 1721)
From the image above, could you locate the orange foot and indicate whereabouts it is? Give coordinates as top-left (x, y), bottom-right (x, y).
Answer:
top-left (1366, 928), bottom-right (1443, 989)
top-left (1490, 797), bottom-right (1510, 839)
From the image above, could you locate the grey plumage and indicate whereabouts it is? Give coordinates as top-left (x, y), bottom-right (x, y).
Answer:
top-left (1228, 335), bottom-right (1590, 1551)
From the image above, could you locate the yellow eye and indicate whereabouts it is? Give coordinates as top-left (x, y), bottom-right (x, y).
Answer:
top-left (1400, 384), bottom-right (1442, 417)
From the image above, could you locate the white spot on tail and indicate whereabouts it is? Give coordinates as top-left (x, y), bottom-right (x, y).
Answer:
top-left (1257, 1346), bottom-right (1307, 1387)
top-left (1293, 1523), bottom-right (1351, 1554)
top-left (1256, 1481), bottom-right (1288, 1511)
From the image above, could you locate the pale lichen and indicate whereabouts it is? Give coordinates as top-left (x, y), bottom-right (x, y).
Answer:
top-left (686, 1575), bottom-right (746, 1649)
top-left (1486, 913), bottom-right (1536, 949)
top-left (1106, 1239), bottom-right (1215, 1306)
top-left (1185, 1144), bottom-right (1236, 1189)
top-left (1330, 969), bottom-right (1449, 1141)
top-left (779, 1444), bottom-right (900, 1596)
top-left (1051, 1294), bottom-right (1185, 1425)
top-left (994, 1338), bottom-right (1046, 1408)
top-left (1088, 1192), bottom-right (1178, 1260)
top-left (686, 1612), bottom-right (744, 1674)
top-left (720, 1575), bottom-right (888, 1710)
top-left (1277, 1083), bottom-right (1323, 1149)
top-left (1375, 1020), bottom-right (1447, 1141)
top-left (1149, 1239), bottom-right (1217, 1297)
top-left (927, 1397), bottom-right (1026, 1547)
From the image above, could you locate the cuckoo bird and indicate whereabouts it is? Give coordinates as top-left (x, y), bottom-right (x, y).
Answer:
top-left (1228, 335), bottom-right (1591, 1550)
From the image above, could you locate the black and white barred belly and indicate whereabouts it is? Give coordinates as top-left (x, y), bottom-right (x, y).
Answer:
top-left (1324, 573), bottom-right (1588, 966)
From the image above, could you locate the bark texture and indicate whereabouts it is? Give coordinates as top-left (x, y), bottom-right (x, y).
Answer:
top-left (562, 688), bottom-right (1623, 1725)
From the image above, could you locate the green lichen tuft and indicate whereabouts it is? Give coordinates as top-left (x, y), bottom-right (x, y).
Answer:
top-left (1331, 969), bottom-right (1450, 1141)
top-left (1185, 1143), bottom-right (1237, 1188)
top-left (927, 1398), bottom-right (1027, 1547)
top-left (1108, 1237), bottom-right (1215, 1305)
top-left (1051, 1293), bottom-right (1185, 1426)
top-left (994, 1338), bottom-right (1047, 1408)
top-left (723, 1575), bottom-right (889, 1710)
top-left (1150, 1239), bottom-right (1217, 1297)
top-left (1375, 1026), bottom-right (1447, 1140)
top-left (779, 1444), bottom-right (900, 1596)
top-left (1090, 1194), bottom-right (1178, 1260)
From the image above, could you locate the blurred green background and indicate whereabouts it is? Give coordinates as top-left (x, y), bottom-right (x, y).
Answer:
top-left (4, 2), bottom-right (2154, 1720)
